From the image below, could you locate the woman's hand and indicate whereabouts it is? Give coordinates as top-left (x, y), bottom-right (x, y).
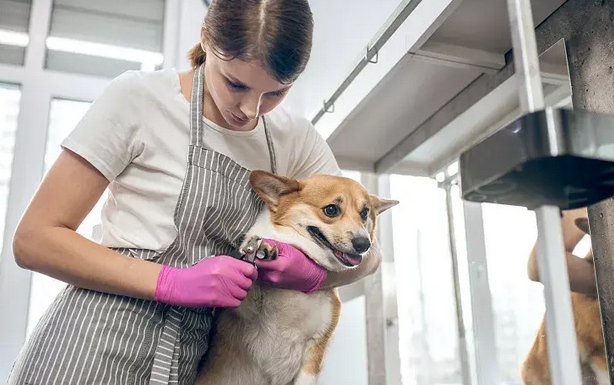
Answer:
top-left (526, 207), bottom-right (596, 296)
top-left (254, 239), bottom-right (326, 293)
top-left (155, 256), bottom-right (258, 308)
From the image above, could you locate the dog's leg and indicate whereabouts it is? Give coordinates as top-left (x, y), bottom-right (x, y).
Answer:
top-left (293, 290), bottom-right (342, 385)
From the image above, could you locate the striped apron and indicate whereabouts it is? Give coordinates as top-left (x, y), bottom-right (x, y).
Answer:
top-left (8, 64), bottom-right (276, 385)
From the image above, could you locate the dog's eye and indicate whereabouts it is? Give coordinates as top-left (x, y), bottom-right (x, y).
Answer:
top-left (323, 204), bottom-right (340, 217)
top-left (360, 208), bottom-right (369, 221)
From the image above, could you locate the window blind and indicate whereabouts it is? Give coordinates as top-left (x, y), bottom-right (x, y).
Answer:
top-left (48, 0), bottom-right (165, 52)
top-left (0, 0), bottom-right (32, 33)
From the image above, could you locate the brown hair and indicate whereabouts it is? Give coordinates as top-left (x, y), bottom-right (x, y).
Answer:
top-left (187, 0), bottom-right (313, 84)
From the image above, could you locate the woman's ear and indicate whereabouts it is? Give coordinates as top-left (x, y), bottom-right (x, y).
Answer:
top-left (250, 170), bottom-right (300, 211)
top-left (200, 23), bottom-right (208, 54)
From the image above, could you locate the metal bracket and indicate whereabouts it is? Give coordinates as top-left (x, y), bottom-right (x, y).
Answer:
top-left (323, 99), bottom-right (335, 114)
top-left (365, 46), bottom-right (379, 64)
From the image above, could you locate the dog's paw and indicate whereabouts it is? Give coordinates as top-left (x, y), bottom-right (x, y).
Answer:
top-left (256, 239), bottom-right (278, 261)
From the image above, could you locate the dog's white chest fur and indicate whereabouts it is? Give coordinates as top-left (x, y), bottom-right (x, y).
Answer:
top-left (196, 211), bottom-right (337, 385)
top-left (232, 287), bottom-right (332, 384)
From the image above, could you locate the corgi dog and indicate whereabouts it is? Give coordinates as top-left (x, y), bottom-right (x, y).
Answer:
top-left (196, 170), bottom-right (398, 385)
top-left (521, 218), bottom-right (607, 385)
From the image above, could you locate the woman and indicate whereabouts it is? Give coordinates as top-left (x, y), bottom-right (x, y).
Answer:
top-left (527, 207), bottom-right (595, 294)
top-left (8, 1), bottom-right (381, 384)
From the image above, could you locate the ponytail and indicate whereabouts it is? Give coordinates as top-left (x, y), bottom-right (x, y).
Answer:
top-left (187, 43), bottom-right (206, 68)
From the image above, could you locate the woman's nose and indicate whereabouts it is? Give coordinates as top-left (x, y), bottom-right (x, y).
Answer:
top-left (240, 94), bottom-right (262, 120)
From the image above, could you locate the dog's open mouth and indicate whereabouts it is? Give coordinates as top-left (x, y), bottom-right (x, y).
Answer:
top-left (307, 226), bottom-right (363, 267)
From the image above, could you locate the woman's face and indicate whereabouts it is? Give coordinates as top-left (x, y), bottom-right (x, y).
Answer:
top-left (203, 45), bottom-right (293, 130)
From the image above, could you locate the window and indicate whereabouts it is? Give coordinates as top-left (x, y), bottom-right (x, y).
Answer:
top-left (27, 98), bottom-right (108, 338)
top-left (448, 184), bottom-right (549, 384)
top-left (390, 175), bottom-right (463, 384)
top-left (44, 99), bottom-right (90, 172)
top-left (449, 184), bottom-right (478, 383)
top-left (0, 83), bottom-right (21, 254)
top-left (0, 0), bottom-right (32, 66)
top-left (481, 203), bottom-right (544, 383)
top-left (45, 0), bottom-right (165, 77)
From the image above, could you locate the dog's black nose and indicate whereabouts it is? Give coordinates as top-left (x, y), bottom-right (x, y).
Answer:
top-left (352, 237), bottom-right (371, 253)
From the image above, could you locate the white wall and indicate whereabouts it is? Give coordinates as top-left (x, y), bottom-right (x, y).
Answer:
top-left (283, 0), bottom-right (403, 117)
top-left (175, 0), bottom-right (208, 71)
top-left (319, 295), bottom-right (369, 385)
top-left (172, 0), bottom-right (404, 117)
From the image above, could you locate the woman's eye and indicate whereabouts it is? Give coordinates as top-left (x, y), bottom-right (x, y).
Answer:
top-left (267, 90), bottom-right (287, 98)
top-left (323, 205), bottom-right (340, 217)
top-left (226, 79), bottom-right (247, 91)
top-left (360, 208), bottom-right (369, 221)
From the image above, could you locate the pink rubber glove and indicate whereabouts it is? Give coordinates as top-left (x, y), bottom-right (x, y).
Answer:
top-left (255, 239), bottom-right (327, 294)
top-left (154, 256), bottom-right (257, 308)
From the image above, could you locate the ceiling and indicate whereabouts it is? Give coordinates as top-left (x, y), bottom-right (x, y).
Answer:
top-left (322, 0), bottom-right (569, 176)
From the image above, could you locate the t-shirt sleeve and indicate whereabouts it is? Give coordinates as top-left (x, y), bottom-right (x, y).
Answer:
top-left (61, 71), bottom-right (143, 182)
top-left (289, 120), bottom-right (341, 180)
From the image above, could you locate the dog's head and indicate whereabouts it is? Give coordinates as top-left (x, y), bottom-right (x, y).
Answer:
top-left (250, 170), bottom-right (398, 272)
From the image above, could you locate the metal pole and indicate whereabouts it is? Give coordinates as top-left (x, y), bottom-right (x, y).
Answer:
top-left (361, 173), bottom-right (387, 385)
top-left (462, 201), bottom-right (499, 385)
top-left (507, 0), bottom-right (582, 383)
top-left (444, 181), bottom-right (472, 385)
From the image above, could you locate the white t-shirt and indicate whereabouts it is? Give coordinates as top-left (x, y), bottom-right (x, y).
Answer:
top-left (62, 69), bottom-right (340, 252)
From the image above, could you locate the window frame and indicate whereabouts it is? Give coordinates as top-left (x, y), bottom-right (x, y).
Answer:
top-left (0, 0), bottom-right (180, 378)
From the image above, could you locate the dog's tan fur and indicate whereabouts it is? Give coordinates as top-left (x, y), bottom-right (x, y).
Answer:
top-left (196, 171), bottom-right (397, 385)
top-left (521, 218), bottom-right (607, 385)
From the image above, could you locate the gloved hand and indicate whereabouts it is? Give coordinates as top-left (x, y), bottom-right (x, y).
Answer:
top-left (255, 239), bottom-right (327, 294)
top-left (154, 256), bottom-right (257, 308)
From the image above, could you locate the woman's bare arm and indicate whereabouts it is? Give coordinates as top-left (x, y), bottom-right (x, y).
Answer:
top-left (13, 149), bottom-right (162, 300)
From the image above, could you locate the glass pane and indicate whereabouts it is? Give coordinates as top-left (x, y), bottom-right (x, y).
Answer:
top-left (44, 99), bottom-right (91, 173)
top-left (0, 84), bottom-right (21, 255)
top-left (390, 175), bottom-right (462, 384)
top-left (481, 203), bottom-right (543, 384)
top-left (27, 98), bottom-right (108, 338)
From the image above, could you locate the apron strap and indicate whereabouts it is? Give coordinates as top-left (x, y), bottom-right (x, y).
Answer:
top-left (189, 65), bottom-right (206, 149)
top-left (190, 64), bottom-right (277, 174)
top-left (148, 308), bottom-right (183, 385)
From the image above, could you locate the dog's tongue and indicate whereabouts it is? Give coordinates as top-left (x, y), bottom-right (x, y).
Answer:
top-left (335, 250), bottom-right (362, 266)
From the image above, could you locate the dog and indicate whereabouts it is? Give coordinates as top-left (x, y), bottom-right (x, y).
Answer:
top-left (195, 170), bottom-right (398, 385)
top-left (521, 218), bottom-right (607, 385)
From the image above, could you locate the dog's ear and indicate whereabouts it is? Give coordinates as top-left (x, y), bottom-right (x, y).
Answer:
top-left (575, 217), bottom-right (590, 235)
top-left (370, 195), bottom-right (399, 215)
top-left (250, 170), bottom-right (300, 210)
